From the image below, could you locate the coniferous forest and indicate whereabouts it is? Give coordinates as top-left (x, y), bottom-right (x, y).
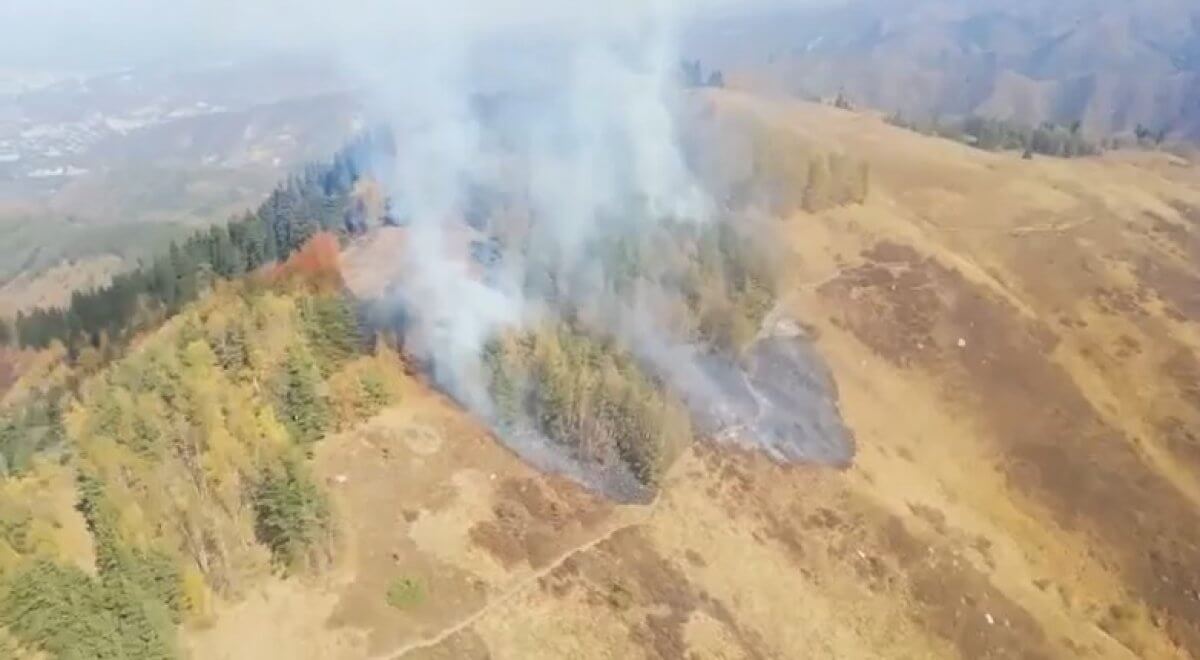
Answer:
top-left (0, 132), bottom-right (386, 356)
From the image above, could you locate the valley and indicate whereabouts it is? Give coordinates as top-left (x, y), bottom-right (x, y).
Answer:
top-left (0, 58), bottom-right (362, 311)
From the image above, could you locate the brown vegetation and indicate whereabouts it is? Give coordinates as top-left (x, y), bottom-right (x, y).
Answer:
top-left (270, 232), bottom-right (346, 290)
top-left (822, 242), bottom-right (1200, 654)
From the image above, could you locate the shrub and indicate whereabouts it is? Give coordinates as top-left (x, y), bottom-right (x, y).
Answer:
top-left (359, 371), bottom-right (390, 414)
top-left (327, 354), bottom-right (400, 427)
top-left (385, 576), bottom-right (425, 610)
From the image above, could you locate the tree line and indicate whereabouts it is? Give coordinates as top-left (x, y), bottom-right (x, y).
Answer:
top-left (888, 113), bottom-right (1101, 158)
top-left (0, 131), bottom-right (389, 356)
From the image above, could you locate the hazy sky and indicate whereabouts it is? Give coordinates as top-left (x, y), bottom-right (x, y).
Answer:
top-left (0, 0), bottom-right (829, 71)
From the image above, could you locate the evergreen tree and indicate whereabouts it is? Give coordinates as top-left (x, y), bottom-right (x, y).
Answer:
top-left (0, 560), bottom-right (124, 659)
top-left (151, 253), bottom-right (179, 312)
top-left (252, 456), bottom-right (331, 570)
top-left (169, 242), bottom-right (199, 312)
top-left (242, 211), bottom-right (278, 270)
top-left (207, 224), bottom-right (241, 278)
top-left (301, 295), bottom-right (361, 373)
top-left (66, 473), bottom-right (182, 658)
top-left (277, 347), bottom-right (329, 446)
top-left (291, 215), bottom-right (320, 253)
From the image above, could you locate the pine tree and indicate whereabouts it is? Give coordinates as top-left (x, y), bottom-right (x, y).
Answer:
top-left (0, 560), bottom-right (124, 659)
top-left (208, 225), bottom-right (241, 278)
top-left (301, 295), bottom-right (361, 373)
top-left (277, 348), bottom-right (329, 446)
top-left (241, 211), bottom-right (277, 270)
top-left (151, 254), bottom-right (179, 312)
top-left (252, 456), bottom-right (330, 570)
top-left (170, 243), bottom-right (199, 312)
top-left (72, 472), bottom-right (181, 658)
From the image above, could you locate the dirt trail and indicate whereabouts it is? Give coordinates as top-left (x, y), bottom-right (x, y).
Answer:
top-left (376, 507), bottom-right (654, 660)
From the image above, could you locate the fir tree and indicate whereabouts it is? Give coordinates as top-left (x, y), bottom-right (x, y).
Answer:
top-left (277, 347), bottom-right (329, 446)
top-left (301, 295), bottom-right (361, 374)
top-left (252, 456), bottom-right (331, 570)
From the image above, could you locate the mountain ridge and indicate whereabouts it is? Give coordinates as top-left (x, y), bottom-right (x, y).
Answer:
top-left (690, 0), bottom-right (1200, 139)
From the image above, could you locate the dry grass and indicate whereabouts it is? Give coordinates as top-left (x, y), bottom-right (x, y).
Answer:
top-left (184, 93), bottom-right (1200, 659)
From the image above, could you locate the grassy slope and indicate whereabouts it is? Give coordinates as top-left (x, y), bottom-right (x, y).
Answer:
top-left (191, 92), bottom-right (1200, 659)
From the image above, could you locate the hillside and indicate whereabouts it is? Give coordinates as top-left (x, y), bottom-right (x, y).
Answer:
top-left (189, 93), bottom-right (1200, 658)
top-left (691, 0), bottom-right (1200, 139)
top-left (1, 89), bottom-right (1199, 660)
top-left (0, 256), bottom-right (125, 317)
top-left (0, 239), bottom-right (408, 657)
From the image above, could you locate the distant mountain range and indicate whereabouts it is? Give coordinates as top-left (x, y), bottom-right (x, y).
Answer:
top-left (689, 0), bottom-right (1200, 139)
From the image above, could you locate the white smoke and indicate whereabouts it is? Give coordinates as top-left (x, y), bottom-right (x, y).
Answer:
top-left (341, 3), bottom-right (713, 408)
top-left (324, 2), bottom-right (854, 490)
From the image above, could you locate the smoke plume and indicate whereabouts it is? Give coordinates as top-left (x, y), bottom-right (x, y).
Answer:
top-left (335, 3), bottom-right (854, 496)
